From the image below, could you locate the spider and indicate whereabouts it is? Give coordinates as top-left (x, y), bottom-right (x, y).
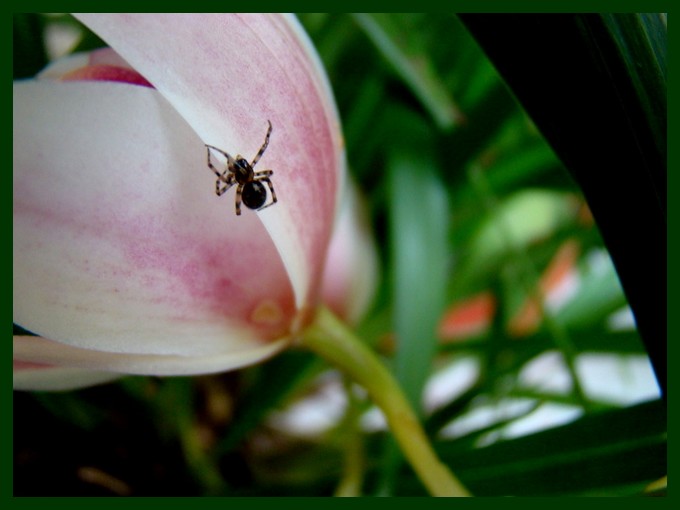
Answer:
top-left (205, 120), bottom-right (277, 215)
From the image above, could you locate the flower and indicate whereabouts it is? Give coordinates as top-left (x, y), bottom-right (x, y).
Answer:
top-left (320, 181), bottom-right (378, 325)
top-left (13, 14), bottom-right (374, 390)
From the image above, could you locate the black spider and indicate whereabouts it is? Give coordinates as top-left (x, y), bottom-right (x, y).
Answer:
top-left (205, 120), bottom-right (277, 215)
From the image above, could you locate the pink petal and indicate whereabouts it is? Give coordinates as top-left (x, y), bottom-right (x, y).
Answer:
top-left (60, 64), bottom-right (153, 87)
top-left (75, 14), bottom-right (344, 322)
top-left (14, 80), bottom-right (294, 363)
top-left (321, 183), bottom-right (378, 324)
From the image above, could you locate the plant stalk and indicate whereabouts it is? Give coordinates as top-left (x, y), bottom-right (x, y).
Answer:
top-left (299, 306), bottom-right (470, 497)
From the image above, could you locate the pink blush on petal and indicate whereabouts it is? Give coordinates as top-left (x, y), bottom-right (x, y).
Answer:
top-left (116, 214), bottom-right (296, 340)
top-left (13, 359), bottom-right (56, 370)
top-left (61, 64), bottom-right (153, 87)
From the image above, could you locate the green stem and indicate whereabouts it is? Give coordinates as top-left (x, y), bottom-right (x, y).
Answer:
top-left (299, 306), bottom-right (471, 497)
top-left (333, 380), bottom-right (365, 497)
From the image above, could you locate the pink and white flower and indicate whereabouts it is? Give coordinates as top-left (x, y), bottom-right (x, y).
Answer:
top-left (13, 14), bottom-right (375, 390)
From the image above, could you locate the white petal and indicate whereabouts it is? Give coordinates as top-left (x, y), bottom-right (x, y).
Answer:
top-left (13, 360), bottom-right (121, 391)
top-left (14, 335), bottom-right (288, 377)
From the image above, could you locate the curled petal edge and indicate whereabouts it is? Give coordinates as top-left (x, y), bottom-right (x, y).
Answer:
top-left (13, 335), bottom-right (289, 377)
top-left (13, 360), bottom-right (122, 391)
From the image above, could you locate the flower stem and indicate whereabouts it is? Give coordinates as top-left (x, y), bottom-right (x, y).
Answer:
top-left (333, 383), bottom-right (365, 497)
top-left (298, 306), bottom-right (471, 497)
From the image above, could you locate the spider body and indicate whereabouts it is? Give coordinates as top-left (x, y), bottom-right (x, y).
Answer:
top-left (205, 121), bottom-right (277, 215)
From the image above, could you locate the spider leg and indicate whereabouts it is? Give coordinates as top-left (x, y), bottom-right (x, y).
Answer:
top-left (250, 120), bottom-right (272, 168)
top-left (216, 173), bottom-right (236, 196)
top-left (235, 183), bottom-right (244, 216)
top-left (254, 176), bottom-right (278, 210)
top-left (206, 145), bottom-right (236, 180)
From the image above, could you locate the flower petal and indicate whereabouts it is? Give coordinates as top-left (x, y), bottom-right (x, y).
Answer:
top-left (14, 334), bottom-right (287, 377)
top-left (321, 183), bottom-right (378, 324)
top-left (38, 47), bottom-right (139, 81)
top-left (14, 79), bottom-right (294, 360)
top-left (75, 14), bottom-right (344, 322)
top-left (13, 353), bottom-right (121, 391)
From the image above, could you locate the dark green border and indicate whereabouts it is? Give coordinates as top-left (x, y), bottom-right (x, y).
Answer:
top-left (7, 2), bottom-right (675, 12)
top-left (10, 6), bottom-right (671, 504)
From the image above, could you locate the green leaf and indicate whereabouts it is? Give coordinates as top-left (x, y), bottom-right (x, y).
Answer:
top-left (389, 147), bottom-right (449, 411)
top-left (439, 81), bottom-right (519, 179)
top-left (601, 13), bottom-right (667, 180)
top-left (212, 351), bottom-right (320, 457)
top-left (155, 378), bottom-right (224, 493)
top-left (455, 189), bottom-right (580, 296)
top-left (443, 328), bottom-right (647, 358)
top-left (31, 391), bottom-right (108, 431)
top-left (372, 109), bottom-right (451, 495)
top-left (443, 399), bottom-right (667, 496)
top-left (459, 14), bottom-right (667, 397)
top-left (13, 13), bottom-right (47, 79)
top-left (554, 249), bottom-right (627, 329)
top-left (352, 13), bottom-right (463, 130)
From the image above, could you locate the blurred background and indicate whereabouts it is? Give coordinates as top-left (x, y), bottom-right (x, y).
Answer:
top-left (13, 13), bottom-right (666, 496)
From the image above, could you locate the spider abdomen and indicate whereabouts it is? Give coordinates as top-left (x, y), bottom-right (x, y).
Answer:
top-left (241, 181), bottom-right (268, 210)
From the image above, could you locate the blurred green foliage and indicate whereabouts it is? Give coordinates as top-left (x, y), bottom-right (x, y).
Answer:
top-left (13, 13), bottom-right (665, 496)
